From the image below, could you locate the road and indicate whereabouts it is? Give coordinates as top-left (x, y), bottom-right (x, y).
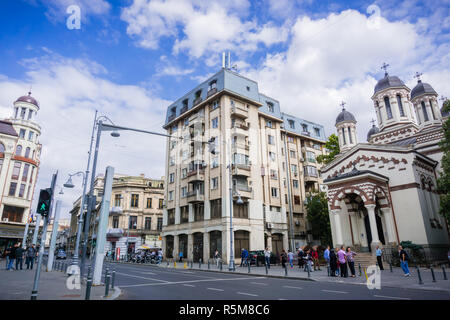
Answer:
top-left (102, 262), bottom-right (450, 300)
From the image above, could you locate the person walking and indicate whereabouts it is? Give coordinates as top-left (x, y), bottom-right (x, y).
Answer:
top-left (6, 244), bottom-right (17, 270)
top-left (287, 250), bottom-right (294, 268)
top-left (179, 251), bottom-right (183, 262)
top-left (281, 250), bottom-right (287, 269)
top-left (240, 248), bottom-right (248, 267)
top-left (311, 246), bottom-right (321, 271)
top-left (329, 248), bottom-right (337, 277)
top-left (214, 249), bottom-right (221, 267)
top-left (303, 249), bottom-right (312, 272)
top-left (15, 243), bottom-right (24, 271)
top-left (398, 245), bottom-right (410, 276)
top-left (375, 246), bottom-right (384, 270)
top-left (345, 247), bottom-right (357, 277)
top-left (324, 246), bottom-right (330, 266)
top-left (335, 247), bottom-right (340, 276)
top-left (25, 244), bottom-right (37, 270)
top-left (264, 247), bottom-right (271, 269)
top-left (337, 246), bottom-right (347, 278)
top-left (297, 246), bottom-right (304, 269)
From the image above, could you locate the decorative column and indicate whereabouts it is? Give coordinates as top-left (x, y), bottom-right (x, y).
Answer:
top-left (331, 210), bottom-right (344, 246)
top-left (187, 233), bottom-right (194, 260)
top-left (366, 204), bottom-right (380, 252)
top-left (173, 234), bottom-right (179, 259)
top-left (380, 207), bottom-right (396, 244)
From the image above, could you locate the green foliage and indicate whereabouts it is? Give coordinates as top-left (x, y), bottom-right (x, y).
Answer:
top-left (316, 134), bottom-right (340, 165)
top-left (436, 100), bottom-right (450, 224)
top-left (305, 192), bottom-right (332, 246)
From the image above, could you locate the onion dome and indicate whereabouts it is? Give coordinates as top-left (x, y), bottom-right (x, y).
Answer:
top-left (367, 123), bottom-right (380, 141)
top-left (335, 107), bottom-right (356, 125)
top-left (15, 92), bottom-right (39, 108)
top-left (374, 74), bottom-right (406, 94)
top-left (411, 80), bottom-right (437, 100)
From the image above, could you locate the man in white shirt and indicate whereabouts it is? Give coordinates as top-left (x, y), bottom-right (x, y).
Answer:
top-left (264, 247), bottom-right (271, 269)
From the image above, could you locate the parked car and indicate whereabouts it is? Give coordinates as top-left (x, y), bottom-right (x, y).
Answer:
top-left (248, 250), bottom-right (277, 266)
top-left (56, 249), bottom-right (67, 259)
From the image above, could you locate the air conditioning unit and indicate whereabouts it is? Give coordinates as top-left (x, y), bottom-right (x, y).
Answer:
top-left (266, 222), bottom-right (273, 229)
top-left (295, 220), bottom-right (300, 226)
top-left (3, 218), bottom-right (8, 222)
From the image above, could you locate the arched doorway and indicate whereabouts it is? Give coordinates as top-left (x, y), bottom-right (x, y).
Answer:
top-left (165, 235), bottom-right (174, 258)
top-left (271, 233), bottom-right (283, 257)
top-left (193, 232), bottom-right (203, 262)
top-left (179, 234), bottom-right (188, 258)
top-left (209, 231), bottom-right (222, 258)
top-left (234, 230), bottom-right (249, 259)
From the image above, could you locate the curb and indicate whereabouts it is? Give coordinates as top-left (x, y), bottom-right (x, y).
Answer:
top-left (101, 287), bottom-right (122, 300)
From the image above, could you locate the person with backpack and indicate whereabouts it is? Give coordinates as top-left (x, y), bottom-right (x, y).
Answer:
top-left (297, 246), bottom-right (304, 269)
top-left (398, 245), bottom-right (410, 276)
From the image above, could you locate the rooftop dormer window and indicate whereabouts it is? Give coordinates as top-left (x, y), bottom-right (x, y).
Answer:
top-left (288, 120), bottom-right (295, 129)
top-left (195, 90), bottom-right (202, 99)
top-left (183, 99), bottom-right (188, 109)
top-left (302, 124), bottom-right (308, 133)
top-left (314, 127), bottom-right (320, 137)
top-left (267, 102), bottom-right (274, 113)
top-left (208, 80), bottom-right (217, 91)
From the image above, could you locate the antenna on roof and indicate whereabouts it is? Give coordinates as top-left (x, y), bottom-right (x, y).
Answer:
top-left (222, 52), bottom-right (226, 69)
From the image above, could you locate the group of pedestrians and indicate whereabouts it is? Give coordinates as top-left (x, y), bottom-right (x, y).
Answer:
top-left (3, 242), bottom-right (38, 271)
top-left (327, 246), bottom-right (357, 277)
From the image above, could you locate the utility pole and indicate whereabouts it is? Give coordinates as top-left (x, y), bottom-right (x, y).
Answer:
top-left (47, 200), bottom-right (61, 272)
top-left (31, 171), bottom-right (58, 300)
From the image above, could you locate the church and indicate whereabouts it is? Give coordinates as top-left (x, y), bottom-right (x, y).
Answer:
top-left (321, 65), bottom-right (449, 260)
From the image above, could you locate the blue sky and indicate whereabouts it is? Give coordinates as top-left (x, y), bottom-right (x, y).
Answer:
top-left (0, 0), bottom-right (449, 217)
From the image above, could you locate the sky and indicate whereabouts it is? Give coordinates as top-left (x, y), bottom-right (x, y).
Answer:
top-left (0, 0), bottom-right (449, 219)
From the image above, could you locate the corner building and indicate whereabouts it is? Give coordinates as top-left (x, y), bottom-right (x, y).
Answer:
top-left (162, 68), bottom-right (327, 263)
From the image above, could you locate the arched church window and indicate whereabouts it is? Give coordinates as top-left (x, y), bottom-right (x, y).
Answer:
top-left (429, 101), bottom-right (436, 120)
top-left (421, 101), bottom-right (429, 122)
top-left (341, 127), bottom-right (346, 145)
top-left (0, 143), bottom-right (5, 153)
top-left (376, 101), bottom-right (382, 124)
top-left (348, 127), bottom-right (352, 144)
top-left (384, 96), bottom-right (393, 119)
top-left (396, 94), bottom-right (405, 117)
top-left (15, 145), bottom-right (22, 156)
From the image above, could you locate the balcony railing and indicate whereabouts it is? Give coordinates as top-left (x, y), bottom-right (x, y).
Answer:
top-left (231, 142), bottom-right (250, 151)
top-left (234, 185), bottom-right (252, 193)
top-left (207, 88), bottom-right (217, 97)
top-left (231, 106), bottom-right (248, 119)
top-left (186, 190), bottom-right (205, 203)
top-left (168, 114), bottom-right (176, 122)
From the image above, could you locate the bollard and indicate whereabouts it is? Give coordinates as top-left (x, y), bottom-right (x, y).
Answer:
top-left (248, 262), bottom-right (251, 273)
top-left (220, 260), bottom-right (223, 271)
top-left (184, 262), bottom-right (187, 269)
top-left (199, 258), bottom-right (202, 269)
top-left (430, 266), bottom-right (436, 283)
top-left (104, 270), bottom-right (110, 298)
top-left (416, 266), bottom-right (423, 285)
top-left (265, 263), bottom-right (268, 275)
top-left (389, 262), bottom-right (393, 273)
top-left (85, 274), bottom-right (93, 300)
top-left (174, 261), bottom-right (177, 268)
top-left (111, 270), bottom-right (116, 290)
top-left (208, 260), bottom-right (210, 270)
top-left (327, 265), bottom-right (330, 277)
top-left (442, 266), bottom-right (447, 280)
top-left (358, 263), bottom-right (362, 277)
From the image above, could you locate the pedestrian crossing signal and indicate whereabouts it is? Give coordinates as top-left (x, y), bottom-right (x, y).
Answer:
top-left (36, 188), bottom-right (52, 216)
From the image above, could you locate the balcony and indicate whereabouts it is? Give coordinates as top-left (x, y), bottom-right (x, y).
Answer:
top-left (231, 142), bottom-right (250, 154)
top-left (193, 97), bottom-right (202, 106)
top-left (304, 171), bottom-right (319, 182)
top-left (233, 185), bottom-right (252, 199)
top-left (109, 207), bottom-right (123, 215)
top-left (106, 228), bottom-right (123, 238)
top-left (232, 163), bottom-right (251, 177)
top-left (180, 106), bottom-right (188, 114)
top-left (231, 106), bottom-right (248, 119)
top-left (186, 190), bottom-right (205, 203)
top-left (207, 88), bottom-right (217, 97)
top-left (231, 124), bottom-right (249, 137)
top-left (168, 114), bottom-right (176, 122)
top-left (187, 168), bottom-right (205, 182)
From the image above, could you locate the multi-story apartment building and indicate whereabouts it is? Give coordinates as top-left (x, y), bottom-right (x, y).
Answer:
top-left (162, 68), bottom-right (327, 263)
top-left (0, 92), bottom-right (41, 252)
top-left (67, 174), bottom-right (164, 259)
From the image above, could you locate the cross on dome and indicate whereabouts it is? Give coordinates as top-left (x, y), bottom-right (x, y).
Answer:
top-left (370, 119), bottom-right (376, 126)
top-left (340, 101), bottom-right (346, 110)
top-left (414, 72), bottom-right (423, 82)
top-left (381, 62), bottom-right (389, 76)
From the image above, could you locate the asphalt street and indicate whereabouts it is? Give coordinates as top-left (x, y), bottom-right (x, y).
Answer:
top-left (101, 262), bottom-right (450, 300)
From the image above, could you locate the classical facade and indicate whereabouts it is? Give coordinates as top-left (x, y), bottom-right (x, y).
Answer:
top-left (67, 174), bottom-right (164, 259)
top-left (322, 68), bottom-right (449, 259)
top-left (162, 67), bottom-right (327, 263)
top-left (0, 92), bottom-right (41, 252)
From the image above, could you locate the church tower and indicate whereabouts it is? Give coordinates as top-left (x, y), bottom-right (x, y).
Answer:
top-left (410, 72), bottom-right (441, 129)
top-left (335, 102), bottom-right (357, 153)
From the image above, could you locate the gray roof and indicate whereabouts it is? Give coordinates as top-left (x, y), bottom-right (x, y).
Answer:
top-left (15, 92), bottom-right (39, 108)
top-left (335, 108), bottom-right (356, 125)
top-left (323, 167), bottom-right (388, 184)
top-left (374, 75), bottom-right (406, 94)
top-left (367, 124), bottom-right (380, 141)
top-left (391, 137), bottom-right (417, 146)
top-left (0, 120), bottom-right (18, 137)
top-left (410, 80), bottom-right (437, 100)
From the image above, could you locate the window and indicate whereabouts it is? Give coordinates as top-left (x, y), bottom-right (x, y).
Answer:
top-left (270, 170), bottom-right (278, 180)
top-left (181, 168), bottom-right (187, 178)
top-left (145, 217), bottom-right (152, 230)
top-left (113, 216), bottom-right (119, 228)
top-left (305, 165), bottom-right (318, 177)
top-left (314, 128), bottom-right (320, 137)
top-left (287, 136), bottom-right (294, 143)
top-left (14, 108), bottom-right (18, 118)
top-left (396, 95), bottom-right (405, 117)
top-left (28, 109), bottom-right (33, 120)
top-left (0, 143), bottom-right (4, 153)
top-left (233, 153), bottom-right (249, 165)
top-left (159, 199), bottom-right (163, 209)
top-left (129, 216), bottom-right (137, 229)
top-left (270, 206), bottom-right (281, 212)
top-left (131, 194), bottom-right (139, 208)
top-left (19, 129), bottom-right (25, 138)
top-left (11, 162), bottom-right (21, 180)
top-left (313, 143), bottom-right (321, 150)
top-left (29, 166), bottom-right (34, 183)
top-left (233, 202), bottom-right (248, 218)
top-left (114, 194), bottom-right (121, 207)
top-left (19, 184), bottom-right (26, 198)
top-left (302, 124), bottom-right (308, 133)
top-left (170, 140), bottom-right (177, 150)
top-left (266, 120), bottom-right (272, 128)
top-left (169, 173), bottom-right (175, 183)
top-left (195, 90), bottom-right (202, 99)
top-left (180, 206), bottom-right (189, 223)
top-left (172, 124), bottom-right (178, 133)
top-left (168, 191), bottom-right (173, 201)
top-left (293, 180), bottom-right (299, 188)
top-left (212, 157), bottom-right (219, 168)
top-left (211, 177), bottom-right (219, 189)
top-left (267, 102), bottom-right (274, 113)
top-left (384, 96), bottom-right (393, 119)
top-left (429, 101), bottom-right (436, 120)
top-left (146, 198), bottom-right (152, 208)
top-left (421, 101), bottom-right (429, 122)
top-left (291, 164), bottom-right (298, 175)
top-left (288, 120), bottom-right (295, 129)
top-left (22, 164), bottom-right (30, 182)
top-left (20, 108), bottom-right (26, 119)
top-left (268, 135), bottom-right (275, 145)
top-left (8, 182), bottom-right (17, 196)
top-left (246, 86), bottom-right (250, 91)
top-left (167, 209), bottom-right (175, 225)
top-left (341, 127), bottom-right (346, 144)
top-left (348, 127), bottom-right (352, 144)
top-left (181, 187), bottom-right (187, 197)
top-left (294, 196), bottom-right (301, 205)
top-left (28, 131), bottom-right (34, 141)
top-left (169, 157), bottom-right (175, 166)
top-left (15, 145), bottom-right (22, 156)
top-left (157, 217), bottom-right (163, 230)
top-left (289, 150), bottom-right (296, 159)
top-left (210, 199), bottom-right (222, 219)
top-left (306, 151), bottom-right (316, 162)
top-left (211, 117), bottom-right (218, 128)
top-left (269, 152), bottom-right (276, 162)
top-left (25, 147), bottom-right (30, 158)
top-left (210, 100), bottom-right (219, 110)
top-left (208, 80), bottom-right (217, 91)
top-left (271, 187), bottom-right (278, 198)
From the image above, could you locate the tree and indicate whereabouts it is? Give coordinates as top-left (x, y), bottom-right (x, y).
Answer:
top-left (305, 192), bottom-right (332, 246)
top-left (317, 134), bottom-right (340, 165)
top-left (437, 100), bottom-right (450, 224)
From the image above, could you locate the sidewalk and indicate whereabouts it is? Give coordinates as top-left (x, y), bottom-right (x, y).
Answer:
top-left (0, 261), bottom-right (121, 300)
top-left (109, 259), bottom-right (450, 293)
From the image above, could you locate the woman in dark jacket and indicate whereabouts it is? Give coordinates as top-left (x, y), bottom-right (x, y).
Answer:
top-left (329, 249), bottom-right (337, 277)
top-left (281, 250), bottom-right (287, 269)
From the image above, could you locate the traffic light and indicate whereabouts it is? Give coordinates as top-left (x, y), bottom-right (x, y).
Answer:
top-left (36, 188), bottom-right (52, 216)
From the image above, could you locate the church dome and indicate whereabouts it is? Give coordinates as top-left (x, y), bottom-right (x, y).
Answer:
top-left (442, 104), bottom-right (450, 118)
top-left (335, 108), bottom-right (356, 125)
top-left (367, 124), bottom-right (380, 141)
top-left (15, 92), bottom-right (39, 108)
top-left (411, 80), bottom-right (437, 100)
top-left (374, 75), bottom-right (406, 94)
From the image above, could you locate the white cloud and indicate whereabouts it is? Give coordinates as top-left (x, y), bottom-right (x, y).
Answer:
top-left (120, 0), bottom-right (289, 57)
top-left (0, 52), bottom-right (170, 219)
top-left (244, 9), bottom-right (450, 142)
